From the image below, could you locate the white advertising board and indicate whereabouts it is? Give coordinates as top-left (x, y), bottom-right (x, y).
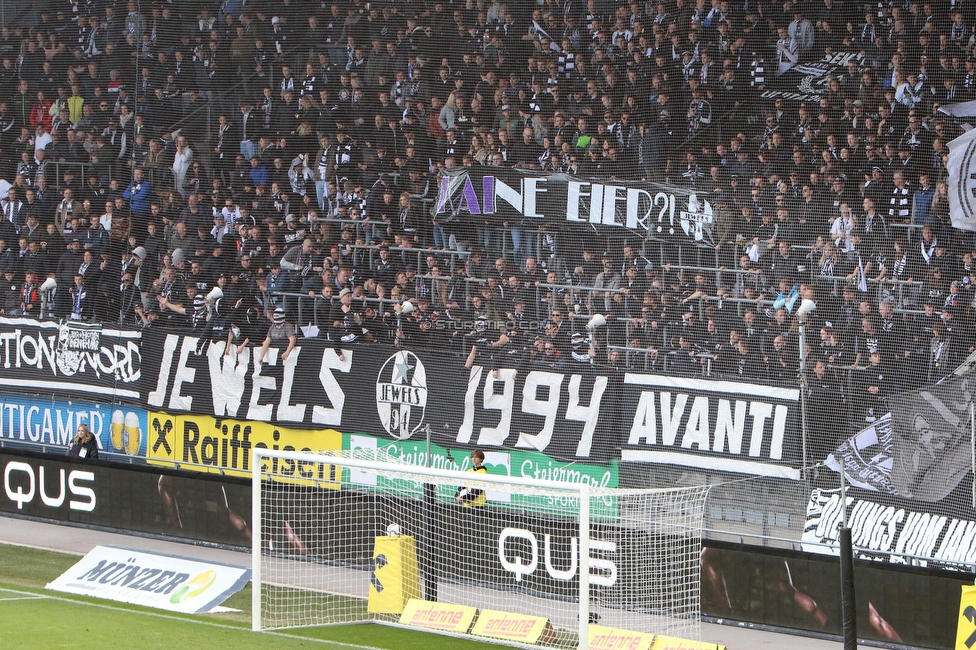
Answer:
top-left (46, 545), bottom-right (249, 614)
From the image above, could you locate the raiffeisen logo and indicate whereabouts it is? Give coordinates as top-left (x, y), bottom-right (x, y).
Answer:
top-left (169, 570), bottom-right (216, 604)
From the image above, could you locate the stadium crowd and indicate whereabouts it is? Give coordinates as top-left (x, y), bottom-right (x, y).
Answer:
top-left (0, 0), bottom-right (973, 426)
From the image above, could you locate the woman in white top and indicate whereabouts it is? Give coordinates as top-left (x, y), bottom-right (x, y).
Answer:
top-left (99, 200), bottom-right (114, 232)
top-left (171, 135), bottom-right (193, 198)
top-left (830, 202), bottom-right (857, 253)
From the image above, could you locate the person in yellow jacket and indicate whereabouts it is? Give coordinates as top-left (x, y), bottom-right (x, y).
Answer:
top-left (454, 450), bottom-right (488, 507)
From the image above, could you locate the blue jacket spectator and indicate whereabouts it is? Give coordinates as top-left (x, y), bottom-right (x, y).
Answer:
top-left (249, 158), bottom-right (269, 188)
top-left (123, 169), bottom-right (151, 215)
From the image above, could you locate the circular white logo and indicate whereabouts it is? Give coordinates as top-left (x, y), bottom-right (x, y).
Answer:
top-left (375, 351), bottom-right (428, 440)
top-left (953, 138), bottom-right (976, 224)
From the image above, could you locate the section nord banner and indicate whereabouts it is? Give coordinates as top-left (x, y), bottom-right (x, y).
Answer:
top-left (0, 318), bottom-right (141, 401)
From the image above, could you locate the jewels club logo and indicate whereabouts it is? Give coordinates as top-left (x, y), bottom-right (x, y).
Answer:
top-left (55, 322), bottom-right (102, 376)
top-left (678, 193), bottom-right (714, 241)
top-left (375, 351), bottom-right (428, 440)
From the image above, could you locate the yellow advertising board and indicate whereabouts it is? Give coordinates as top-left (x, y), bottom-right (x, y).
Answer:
top-left (367, 535), bottom-right (421, 614)
top-left (471, 609), bottom-right (551, 644)
top-left (146, 411), bottom-right (342, 488)
top-left (399, 599), bottom-right (477, 633)
top-left (588, 624), bottom-right (655, 650)
top-left (650, 635), bottom-right (725, 650)
top-left (956, 585), bottom-right (976, 650)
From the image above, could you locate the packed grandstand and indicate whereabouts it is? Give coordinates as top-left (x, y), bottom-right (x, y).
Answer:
top-left (0, 0), bottom-right (971, 443)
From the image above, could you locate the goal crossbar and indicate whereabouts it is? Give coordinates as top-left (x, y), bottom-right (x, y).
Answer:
top-left (251, 448), bottom-right (601, 490)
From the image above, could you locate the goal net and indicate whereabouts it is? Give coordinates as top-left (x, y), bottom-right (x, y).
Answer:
top-left (252, 448), bottom-right (709, 648)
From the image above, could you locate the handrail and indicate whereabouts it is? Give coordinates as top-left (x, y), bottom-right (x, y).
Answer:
top-left (47, 160), bottom-right (113, 191)
top-left (269, 290), bottom-right (401, 334)
top-left (536, 281), bottom-right (627, 295)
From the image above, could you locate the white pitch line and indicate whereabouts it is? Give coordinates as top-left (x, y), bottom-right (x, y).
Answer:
top-left (0, 595), bottom-right (47, 602)
top-left (0, 587), bottom-right (48, 598)
top-left (0, 586), bottom-right (388, 650)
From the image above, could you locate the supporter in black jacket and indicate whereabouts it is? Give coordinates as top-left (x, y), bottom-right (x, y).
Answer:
top-left (56, 238), bottom-right (85, 289)
top-left (67, 424), bottom-right (99, 460)
top-left (96, 252), bottom-right (122, 322)
top-left (0, 268), bottom-right (19, 314)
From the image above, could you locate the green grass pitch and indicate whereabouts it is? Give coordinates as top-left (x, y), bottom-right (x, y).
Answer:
top-left (0, 543), bottom-right (503, 650)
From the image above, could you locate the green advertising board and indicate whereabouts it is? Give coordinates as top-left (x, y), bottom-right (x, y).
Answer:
top-left (342, 432), bottom-right (619, 520)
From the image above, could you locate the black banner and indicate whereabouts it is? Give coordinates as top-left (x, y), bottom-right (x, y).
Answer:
top-left (442, 363), bottom-right (620, 464)
top-left (141, 333), bottom-right (620, 464)
top-left (702, 540), bottom-right (969, 650)
top-left (620, 374), bottom-right (803, 478)
top-left (433, 167), bottom-right (717, 246)
top-left (0, 318), bottom-right (142, 402)
top-left (141, 332), bottom-right (807, 472)
top-left (0, 448), bottom-right (251, 547)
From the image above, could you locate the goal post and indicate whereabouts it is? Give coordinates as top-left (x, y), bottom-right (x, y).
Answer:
top-left (252, 447), bottom-right (709, 648)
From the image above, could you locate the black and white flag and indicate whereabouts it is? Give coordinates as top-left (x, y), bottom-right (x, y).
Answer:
top-left (947, 128), bottom-right (976, 232)
top-left (888, 376), bottom-right (974, 502)
top-left (824, 413), bottom-right (902, 496)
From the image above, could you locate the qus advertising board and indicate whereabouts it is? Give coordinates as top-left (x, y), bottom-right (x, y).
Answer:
top-left (0, 392), bottom-right (149, 459)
